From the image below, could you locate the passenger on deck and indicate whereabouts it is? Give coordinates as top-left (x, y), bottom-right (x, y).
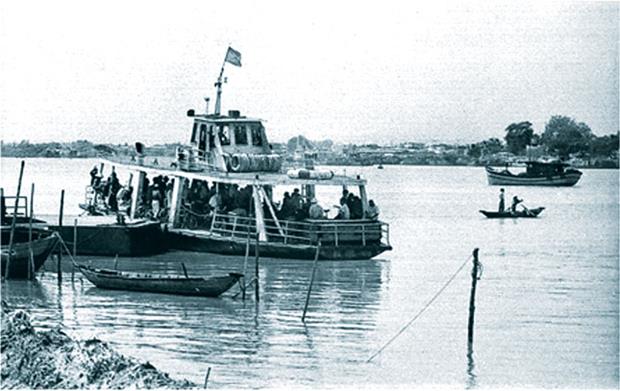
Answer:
top-left (278, 192), bottom-right (294, 219)
top-left (107, 171), bottom-right (121, 212)
top-left (511, 196), bottom-right (523, 213)
top-left (365, 199), bottom-right (380, 221)
top-left (340, 189), bottom-right (349, 206)
top-left (334, 198), bottom-right (350, 220)
top-left (349, 194), bottom-right (363, 219)
top-left (209, 192), bottom-right (224, 214)
top-left (308, 198), bottom-right (325, 219)
top-left (89, 166), bottom-right (101, 187)
top-left (294, 198), bottom-right (309, 221)
top-left (498, 188), bottom-right (505, 212)
top-left (291, 188), bottom-right (303, 213)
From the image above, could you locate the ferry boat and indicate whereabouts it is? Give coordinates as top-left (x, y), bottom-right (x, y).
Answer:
top-left (104, 48), bottom-right (391, 260)
top-left (485, 161), bottom-right (582, 186)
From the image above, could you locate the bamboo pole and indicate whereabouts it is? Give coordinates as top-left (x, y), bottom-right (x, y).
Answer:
top-left (302, 242), bottom-right (321, 322)
top-left (181, 263), bottom-right (189, 278)
top-left (203, 367), bottom-right (211, 389)
top-left (4, 160), bottom-right (25, 279)
top-left (242, 232), bottom-right (250, 300)
top-left (57, 189), bottom-right (65, 282)
top-left (28, 183), bottom-right (35, 280)
top-left (467, 248), bottom-right (481, 351)
top-left (1, 188), bottom-right (5, 220)
top-left (254, 233), bottom-right (260, 302)
top-left (72, 218), bottom-right (77, 281)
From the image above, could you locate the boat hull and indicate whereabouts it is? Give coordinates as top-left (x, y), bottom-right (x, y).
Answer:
top-left (167, 229), bottom-right (392, 260)
top-left (51, 220), bottom-right (164, 256)
top-left (1, 228), bottom-right (58, 279)
top-left (77, 265), bottom-right (241, 297)
top-left (479, 207), bottom-right (545, 219)
top-left (485, 167), bottom-right (582, 186)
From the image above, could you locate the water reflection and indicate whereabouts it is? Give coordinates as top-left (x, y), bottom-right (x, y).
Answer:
top-left (11, 254), bottom-right (388, 387)
top-left (466, 348), bottom-right (477, 389)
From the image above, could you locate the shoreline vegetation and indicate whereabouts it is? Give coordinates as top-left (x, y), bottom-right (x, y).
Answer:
top-left (2, 136), bottom-right (617, 169)
top-left (2, 115), bottom-right (618, 168)
top-left (0, 304), bottom-right (196, 389)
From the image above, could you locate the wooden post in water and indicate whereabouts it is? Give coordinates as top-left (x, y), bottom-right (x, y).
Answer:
top-left (28, 183), bottom-right (35, 280)
top-left (1, 188), bottom-right (5, 220)
top-left (254, 233), bottom-right (260, 302)
top-left (181, 263), bottom-right (189, 278)
top-left (302, 242), bottom-right (321, 322)
top-left (203, 367), bottom-right (211, 389)
top-left (57, 189), bottom-right (65, 282)
top-left (467, 248), bottom-right (480, 351)
top-left (72, 218), bottom-right (77, 281)
top-left (5, 160), bottom-right (25, 279)
top-left (242, 232), bottom-right (250, 300)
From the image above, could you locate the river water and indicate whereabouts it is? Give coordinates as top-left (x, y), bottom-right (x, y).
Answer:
top-left (1, 157), bottom-right (618, 389)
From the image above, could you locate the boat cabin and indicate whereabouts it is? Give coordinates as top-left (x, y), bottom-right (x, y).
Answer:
top-left (184, 110), bottom-right (281, 173)
top-left (525, 161), bottom-right (570, 176)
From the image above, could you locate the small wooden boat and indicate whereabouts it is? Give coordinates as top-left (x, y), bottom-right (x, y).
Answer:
top-left (1, 227), bottom-right (58, 279)
top-left (77, 264), bottom-right (243, 297)
top-left (479, 207), bottom-right (545, 219)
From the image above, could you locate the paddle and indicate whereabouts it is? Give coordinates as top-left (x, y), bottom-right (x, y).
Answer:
top-left (520, 203), bottom-right (534, 216)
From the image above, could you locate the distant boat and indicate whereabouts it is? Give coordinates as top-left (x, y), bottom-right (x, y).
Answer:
top-left (479, 207), bottom-right (545, 219)
top-left (377, 164), bottom-right (384, 169)
top-left (485, 161), bottom-right (582, 186)
top-left (1, 227), bottom-right (58, 279)
top-left (77, 264), bottom-right (243, 297)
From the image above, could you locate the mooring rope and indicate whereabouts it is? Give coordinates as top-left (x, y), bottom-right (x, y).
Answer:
top-left (366, 253), bottom-right (474, 363)
top-left (53, 233), bottom-right (80, 268)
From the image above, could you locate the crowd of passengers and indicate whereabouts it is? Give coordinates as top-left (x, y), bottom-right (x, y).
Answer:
top-left (182, 180), bottom-right (380, 223)
top-left (86, 167), bottom-right (380, 224)
top-left (88, 166), bottom-right (174, 218)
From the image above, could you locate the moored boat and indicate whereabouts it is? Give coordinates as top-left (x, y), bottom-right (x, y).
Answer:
top-left (102, 48), bottom-right (392, 260)
top-left (49, 216), bottom-right (164, 256)
top-left (1, 227), bottom-right (58, 279)
top-left (485, 161), bottom-right (582, 186)
top-left (479, 207), bottom-right (545, 218)
top-left (77, 264), bottom-right (242, 297)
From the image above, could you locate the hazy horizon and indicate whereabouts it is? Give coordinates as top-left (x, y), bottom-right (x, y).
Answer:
top-left (1, 1), bottom-right (618, 145)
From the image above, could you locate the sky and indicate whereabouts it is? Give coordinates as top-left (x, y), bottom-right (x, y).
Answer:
top-left (1, 0), bottom-right (618, 145)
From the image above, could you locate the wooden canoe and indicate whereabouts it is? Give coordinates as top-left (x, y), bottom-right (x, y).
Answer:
top-left (1, 227), bottom-right (58, 279)
top-left (77, 264), bottom-right (242, 297)
top-left (479, 207), bottom-right (545, 219)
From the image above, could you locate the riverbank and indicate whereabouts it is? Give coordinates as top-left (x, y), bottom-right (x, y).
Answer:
top-left (0, 303), bottom-right (196, 389)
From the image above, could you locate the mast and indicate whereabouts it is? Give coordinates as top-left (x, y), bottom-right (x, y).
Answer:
top-left (214, 64), bottom-right (225, 115)
top-left (214, 46), bottom-right (242, 116)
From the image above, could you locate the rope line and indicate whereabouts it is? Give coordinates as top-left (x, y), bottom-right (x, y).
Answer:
top-left (53, 233), bottom-right (79, 267)
top-left (366, 254), bottom-right (473, 363)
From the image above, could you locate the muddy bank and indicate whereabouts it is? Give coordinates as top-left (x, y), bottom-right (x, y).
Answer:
top-left (0, 304), bottom-right (196, 389)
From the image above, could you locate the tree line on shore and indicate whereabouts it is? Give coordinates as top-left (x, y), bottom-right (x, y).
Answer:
top-left (2, 115), bottom-right (618, 167)
top-left (466, 115), bottom-right (618, 168)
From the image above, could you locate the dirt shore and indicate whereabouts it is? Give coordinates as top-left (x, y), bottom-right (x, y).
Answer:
top-left (0, 303), bottom-right (196, 389)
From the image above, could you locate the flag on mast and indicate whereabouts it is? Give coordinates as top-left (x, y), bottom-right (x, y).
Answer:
top-left (225, 47), bottom-right (242, 67)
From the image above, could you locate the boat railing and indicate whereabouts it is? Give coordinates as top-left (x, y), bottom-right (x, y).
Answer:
top-left (209, 212), bottom-right (390, 246)
top-left (2, 195), bottom-right (29, 218)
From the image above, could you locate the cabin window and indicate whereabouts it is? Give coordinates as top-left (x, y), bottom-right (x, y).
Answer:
top-left (219, 125), bottom-right (231, 146)
top-left (251, 125), bottom-right (263, 146)
top-left (191, 123), bottom-right (198, 143)
top-left (234, 125), bottom-right (248, 145)
top-left (199, 124), bottom-right (207, 151)
top-left (208, 125), bottom-right (215, 149)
